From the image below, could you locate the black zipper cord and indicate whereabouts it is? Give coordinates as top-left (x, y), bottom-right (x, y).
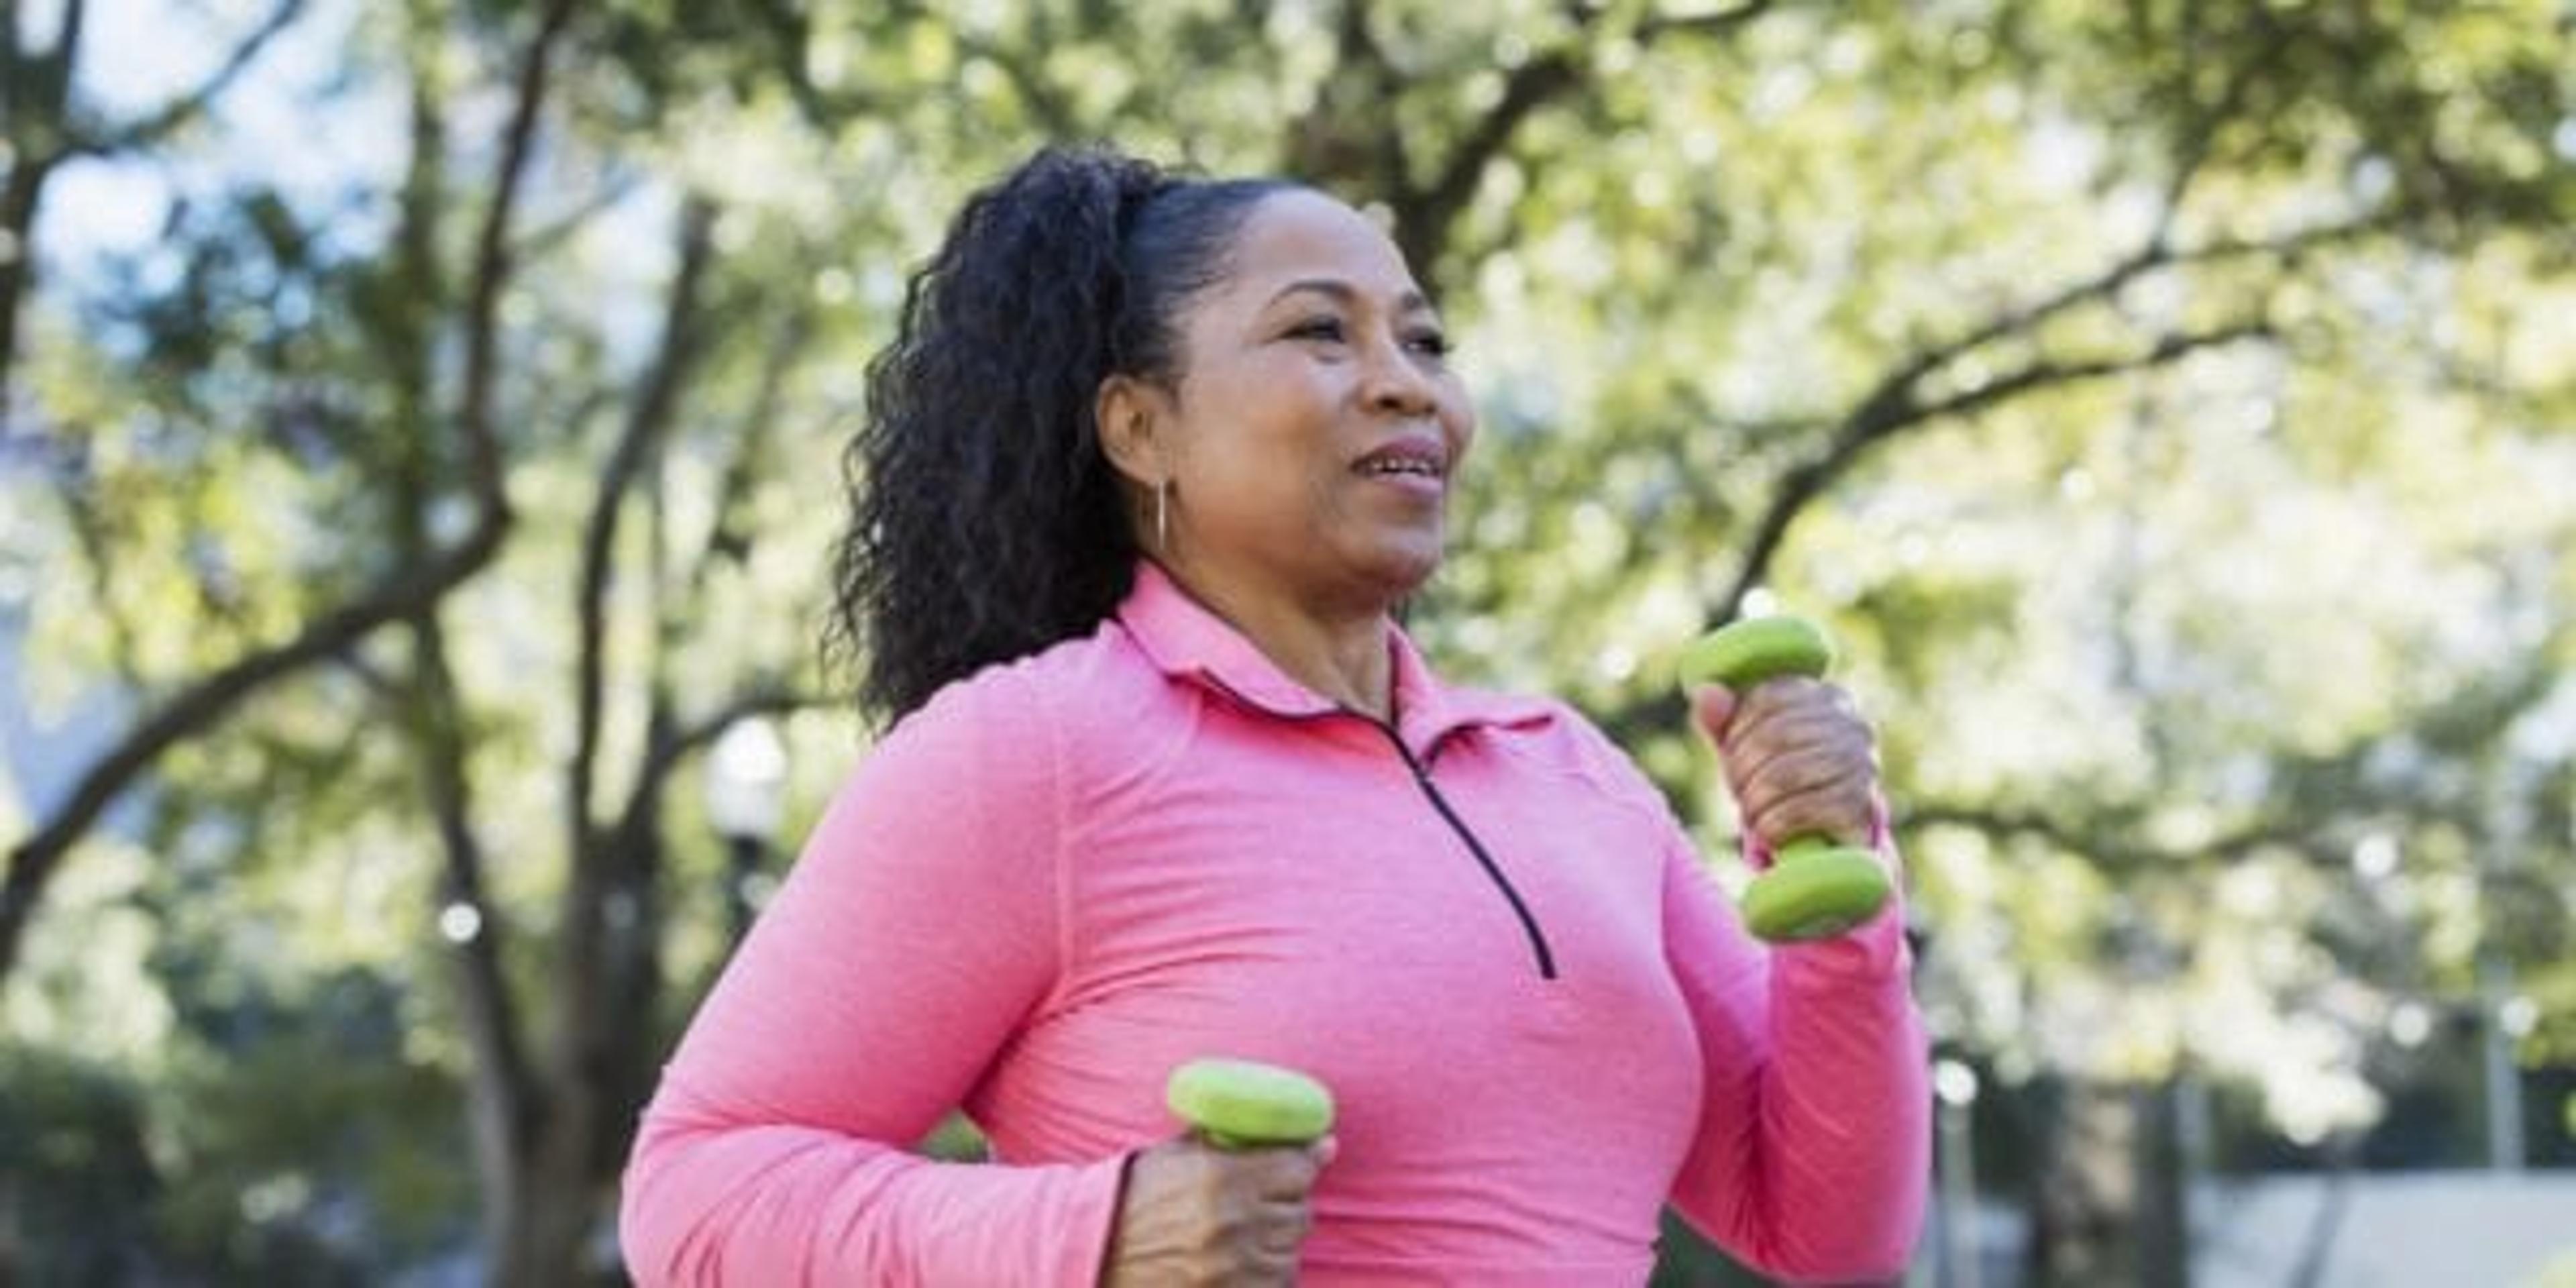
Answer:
top-left (1370, 724), bottom-right (1561, 981)
top-left (1189, 669), bottom-right (1562, 980)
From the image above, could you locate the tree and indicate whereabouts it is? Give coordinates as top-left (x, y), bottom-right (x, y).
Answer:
top-left (4, 1), bottom-right (2571, 1282)
top-left (2, 0), bottom-right (313, 978)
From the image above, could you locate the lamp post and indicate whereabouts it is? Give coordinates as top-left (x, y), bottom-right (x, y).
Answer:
top-left (704, 717), bottom-right (787, 942)
top-left (2480, 950), bottom-right (2529, 1173)
top-left (1933, 1057), bottom-right (1984, 1288)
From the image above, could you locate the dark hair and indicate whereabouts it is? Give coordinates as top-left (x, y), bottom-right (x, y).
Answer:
top-left (826, 146), bottom-right (1295, 721)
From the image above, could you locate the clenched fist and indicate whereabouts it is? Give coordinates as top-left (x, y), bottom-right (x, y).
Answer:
top-left (1691, 675), bottom-right (1880, 853)
top-left (1102, 1134), bottom-right (1336, 1287)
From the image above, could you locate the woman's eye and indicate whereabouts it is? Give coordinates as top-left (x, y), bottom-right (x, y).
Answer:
top-left (1407, 329), bottom-right (1452, 358)
top-left (1287, 317), bottom-right (1346, 342)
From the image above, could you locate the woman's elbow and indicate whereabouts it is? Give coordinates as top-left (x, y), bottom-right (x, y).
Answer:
top-left (616, 1117), bottom-right (705, 1287)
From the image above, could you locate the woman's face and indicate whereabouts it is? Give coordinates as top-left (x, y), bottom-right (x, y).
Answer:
top-left (1128, 190), bottom-right (1476, 614)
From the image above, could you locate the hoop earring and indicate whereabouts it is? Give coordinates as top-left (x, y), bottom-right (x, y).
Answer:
top-left (1155, 480), bottom-right (1171, 553)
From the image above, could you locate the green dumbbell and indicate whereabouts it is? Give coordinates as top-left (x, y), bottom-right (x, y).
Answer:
top-left (1166, 1058), bottom-right (1336, 1149)
top-left (1678, 616), bottom-right (1892, 942)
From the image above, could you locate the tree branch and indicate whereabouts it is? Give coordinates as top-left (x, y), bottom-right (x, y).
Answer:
top-left (746, 0), bottom-right (891, 129)
top-left (0, 0), bottom-right (78, 424)
top-left (1394, 45), bottom-right (1577, 274)
top-left (511, 165), bottom-right (645, 265)
top-left (0, 152), bottom-right (46, 418)
top-left (619, 686), bottom-right (833, 842)
top-left (456, 0), bottom-right (577, 512)
top-left (66, 0), bottom-right (307, 158)
top-left (1, 0), bottom-right (80, 143)
top-left (1589, 323), bottom-right (2271, 746)
top-left (1391, 0), bottom-right (1781, 275)
top-left (7, 0), bottom-right (317, 421)
top-left (1703, 212), bottom-right (2395, 627)
top-left (548, 200), bottom-right (719, 1199)
top-left (569, 197), bottom-right (714, 852)
top-left (0, 529), bottom-right (501, 983)
top-left (688, 304), bottom-right (815, 601)
top-left (1634, 0), bottom-right (1792, 44)
top-left (1714, 317), bottom-right (2272, 627)
top-left (2143, 0), bottom-right (2267, 242)
top-left (0, 0), bottom-right (579, 985)
top-left (1900, 802), bottom-right (2321, 877)
top-left (1582, 212), bottom-right (2392, 754)
top-left (406, 604), bottom-right (540, 1195)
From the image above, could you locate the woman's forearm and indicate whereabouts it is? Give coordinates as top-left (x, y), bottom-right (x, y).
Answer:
top-left (1663, 847), bottom-right (1931, 1282)
top-left (619, 1087), bottom-right (1127, 1287)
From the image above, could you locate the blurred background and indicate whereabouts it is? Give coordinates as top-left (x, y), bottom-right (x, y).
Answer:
top-left (3, 0), bottom-right (2573, 1284)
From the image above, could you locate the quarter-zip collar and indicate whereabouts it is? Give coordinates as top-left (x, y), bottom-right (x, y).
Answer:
top-left (1115, 560), bottom-right (1554, 753)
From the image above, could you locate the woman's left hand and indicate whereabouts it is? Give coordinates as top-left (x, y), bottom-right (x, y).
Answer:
top-left (1690, 676), bottom-right (1880, 852)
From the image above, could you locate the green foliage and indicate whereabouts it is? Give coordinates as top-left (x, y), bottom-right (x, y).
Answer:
top-left (3, 0), bottom-right (2572, 1279)
top-left (142, 967), bottom-right (471, 1278)
top-left (0, 1050), bottom-right (159, 1285)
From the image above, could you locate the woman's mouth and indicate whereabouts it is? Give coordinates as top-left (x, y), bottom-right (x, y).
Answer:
top-left (1354, 439), bottom-right (1448, 499)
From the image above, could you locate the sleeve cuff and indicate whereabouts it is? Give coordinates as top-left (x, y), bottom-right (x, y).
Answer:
top-left (1074, 1148), bottom-right (1142, 1287)
top-left (1765, 790), bottom-right (1912, 978)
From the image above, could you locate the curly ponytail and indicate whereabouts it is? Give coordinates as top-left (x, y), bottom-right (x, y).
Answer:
top-left (826, 146), bottom-right (1293, 722)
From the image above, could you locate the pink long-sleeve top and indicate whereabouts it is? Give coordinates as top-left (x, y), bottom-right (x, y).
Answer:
top-left (621, 562), bottom-right (1929, 1286)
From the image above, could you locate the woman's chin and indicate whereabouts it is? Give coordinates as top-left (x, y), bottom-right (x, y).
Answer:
top-left (1352, 533), bottom-right (1446, 602)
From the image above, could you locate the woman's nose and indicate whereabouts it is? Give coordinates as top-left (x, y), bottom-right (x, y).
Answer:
top-left (1359, 338), bottom-right (1439, 417)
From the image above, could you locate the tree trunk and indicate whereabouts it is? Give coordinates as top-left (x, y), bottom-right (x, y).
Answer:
top-left (2133, 1079), bottom-right (2190, 1288)
top-left (480, 812), bottom-right (668, 1287)
top-left (488, 1129), bottom-right (608, 1288)
top-left (2024, 1077), bottom-right (2140, 1287)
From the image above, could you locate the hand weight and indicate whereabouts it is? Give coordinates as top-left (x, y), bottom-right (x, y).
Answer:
top-left (1165, 1058), bottom-right (1336, 1149)
top-left (1678, 616), bottom-right (1893, 941)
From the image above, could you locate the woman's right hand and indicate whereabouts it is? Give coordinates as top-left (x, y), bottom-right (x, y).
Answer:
top-left (1100, 1134), bottom-right (1336, 1286)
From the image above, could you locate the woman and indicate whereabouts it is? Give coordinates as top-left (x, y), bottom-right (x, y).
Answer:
top-left (620, 146), bottom-right (1928, 1286)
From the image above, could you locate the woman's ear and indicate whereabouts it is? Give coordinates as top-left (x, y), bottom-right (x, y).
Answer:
top-left (1094, 374), bottom-right (1166, 488)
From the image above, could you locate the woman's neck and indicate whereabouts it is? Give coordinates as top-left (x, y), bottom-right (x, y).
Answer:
top-left (1158, 560), bottom-right (1395, 721)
